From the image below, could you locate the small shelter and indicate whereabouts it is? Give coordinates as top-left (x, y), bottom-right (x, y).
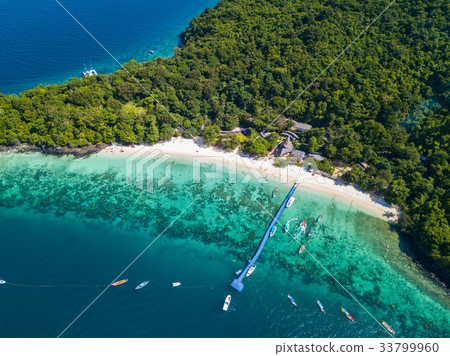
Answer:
top-left (291, 121), bottom-right (312, 132)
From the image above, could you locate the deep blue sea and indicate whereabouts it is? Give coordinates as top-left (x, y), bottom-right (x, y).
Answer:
top-left (0, 0), bottom-right (218, 95)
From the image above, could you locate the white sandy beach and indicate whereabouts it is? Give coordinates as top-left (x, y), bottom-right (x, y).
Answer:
top-left (98, 137), bottom-right (399, 222)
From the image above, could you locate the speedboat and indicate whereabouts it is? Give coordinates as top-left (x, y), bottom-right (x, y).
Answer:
top-left (317, 213), bottom-right (324, 222)
top-left (270, 226), bottom-right (277, 236)
top-left (298, 220), bottom-right (307, 234)
top-left (287, 294), bottom-right (297, 307)
top-left (111, 279), bottom-right (128, 287)
top-left (341, 307), bottom-right (354, 321)
top-left (272, 187), bottom-right (278, 198)
top-left (172, 282), bottom-right (181, 287)
top-left (149, 49), bottom-right (155, 54)
top-left (223, 295), bottom-right (231, 311)
top-left (307, 229), bottom-right (316, 237)
top-left (316, 299), bottom-right (325, 313)
top-left (286, 196), bottom-right (295, 207)
top-left (298, 244), bottom-right (306, 254)
top-left (246, 265), bottom-right (256, 277)
top-left (235, 269), bottom-right (243, 275)
top-left (0, 279), bottom-right (6, 285)
top-left (135, 281), bottom-right (149, 290)
top-left (381, 320), bottom-right (395, 335)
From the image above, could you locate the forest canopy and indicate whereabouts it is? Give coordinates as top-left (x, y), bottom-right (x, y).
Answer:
top-left (0, 0), bottom-right (448, 272)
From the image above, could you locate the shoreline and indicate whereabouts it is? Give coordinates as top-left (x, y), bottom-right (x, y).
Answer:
top-left (97, 137), bottom-right (399, 223)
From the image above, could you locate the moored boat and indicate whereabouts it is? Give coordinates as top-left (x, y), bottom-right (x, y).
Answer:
top-left (381, 320), bottom-right (395, 335)
top-left (0, 279), bottom-right (6, 285)
top-left (149, 49), bottom-right (155, 54)
top-left (270, 226), bottom-right (277, 236)
top-left (298, 244), bottom-right (306, 254)
top-left (111, 279), bottom-right (128, 287)
top-left (235, 269), bottom-right (243, 275)
top-left (341, 307), bottom-right (354, 321)
top-left (298, 220), bottom-right (307, 234)
top-left (286, 196), bottom-right (295, 207)
top-left (135, 281), bottom-right (149, 290)
top-left (287, 294), bottom-right (297, 307)
top-left (272, 187), bottom-right (278, 198)
top-left (223, 295), bottom-right (231, 311)
top-left (317, 213), bottom-right (324, 222)
top-left (307, 229), bottom-right (316, 237)
top-left (316, 299), bottom-right (325, 313)
top-left (246, 265), bottom-right (256, 277)
top-left (172, 282), bottom-right (181, 287)
top-left (284, 222), bottom-right (289, 232)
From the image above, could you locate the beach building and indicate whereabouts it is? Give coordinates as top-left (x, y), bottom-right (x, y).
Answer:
top-left (291, 150), bottom-right (306, 162)
top-left (275, 136), bottom-right (294, 157)
top-left (307, 153), bottom-right (325, 161)
top-left (291, 120), bottom-right (312, 132)
top-left (281, 130), bottom-right (300, 140)
top-left (274, 136), bottom-right (306, 162)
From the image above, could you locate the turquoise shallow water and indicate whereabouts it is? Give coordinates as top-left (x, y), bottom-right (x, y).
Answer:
top-left (0, 151), bottom-right (449, 337)
top-left (0, 0), bottom-right (218, 94)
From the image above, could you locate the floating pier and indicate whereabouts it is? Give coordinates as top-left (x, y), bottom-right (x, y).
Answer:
top-left (231, 183), bottom-right (298, 292)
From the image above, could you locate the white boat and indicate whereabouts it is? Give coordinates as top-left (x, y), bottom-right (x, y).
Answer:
top-left (223, 295), bottom-right (231, 311)
top-left (0, 280), bottom-right (6, 285)
top-left (246, 265), bottom-right (256, 277)
top-left (298, 220), bottom-right (307, 234)
top-left (235, 269), bottom-right (243, 275)
top-left (172, 282), bottom-right (181, 287)
top-left (270, 226), bottom-right (277, 236)
top-left (286, 197), bottom-right (295, 207)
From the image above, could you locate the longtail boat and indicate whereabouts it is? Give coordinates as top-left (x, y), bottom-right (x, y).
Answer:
top-left (341, 307), bottom-right (354, 321)
top-left (272, 188), bottom-right (278, 198)
top-left (111, 279), bottom-right (128, 287)
top-left (381, 320), bottom-right (395, 335)
top-left (316, 299), bottom-right (325, 313)
top-left (287, 294), bottom-right (297, 307)
top-left (135, 281), bottom-right (149, 290)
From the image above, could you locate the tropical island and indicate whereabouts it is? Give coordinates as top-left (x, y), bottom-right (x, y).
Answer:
top-left (0, 0), bottom-right (448, 282)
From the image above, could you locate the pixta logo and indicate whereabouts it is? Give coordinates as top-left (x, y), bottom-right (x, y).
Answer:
top-left (126, 149), bottom-right (172, 193)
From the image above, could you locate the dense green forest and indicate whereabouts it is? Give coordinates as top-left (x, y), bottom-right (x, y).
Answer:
top-left (0, 0), bottom-right (448, 273)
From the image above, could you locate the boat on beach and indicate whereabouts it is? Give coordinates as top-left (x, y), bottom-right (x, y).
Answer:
top-left (316, 299), bottom-right (325, 313)
top-left (272, 187), bottom-right (278, 198)
top-left (270, 226), bottom-right (277, 236)
top-left (111, 279), bottom-right (128, 287)
top-left (135, 281), bottom-right (149, 290)
top-left (172, 282), bottom-right (181, 287)
top-left (298, 244), bottom-right (306, 254)
top-left (317, 213), bottom-right (324, 222)
top-left (223, 295), bottom-right (231, 311)
top-left (307, 229), bottom-right (316, 237)
top-left (381, 320), bottom-right (395, 335)
top-left (286, 196), bottom-right (295, 207)
top-left (341, 307), bottom-right (354, 321)
top-left (246, 265), bottom-right (256, 277)
top-left (287, 294), bottom-right (297, 307)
